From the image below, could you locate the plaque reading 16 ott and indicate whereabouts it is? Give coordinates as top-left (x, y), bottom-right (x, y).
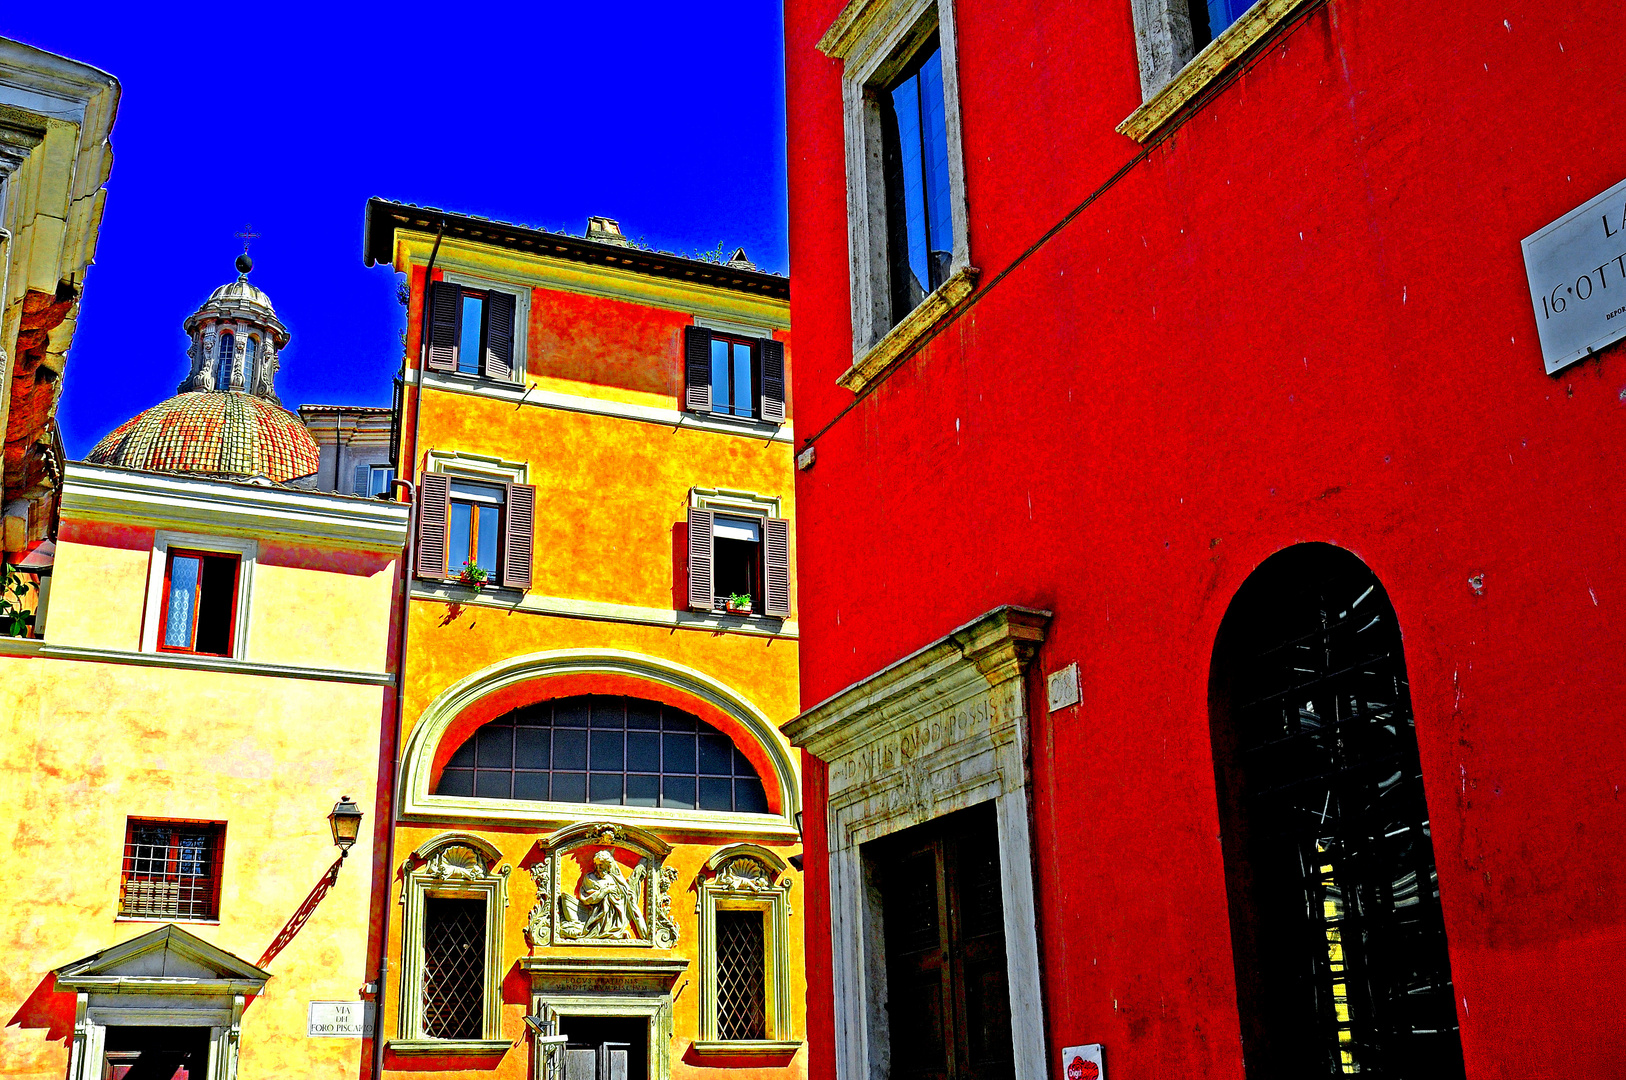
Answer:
top-left (1522, 175), bottom-right (1626, 375)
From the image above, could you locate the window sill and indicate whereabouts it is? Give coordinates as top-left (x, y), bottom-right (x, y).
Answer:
top-left (689, 1040), bottom-right (803, 1058)
top-left (837, 266), bottom-right (979, 393)
top-left (115, 915), bottom-right (220, 926)
top-left (388, 1039), bottom-right (511, 1057)
top-left (1118, 0), bottom-right (1319, 142)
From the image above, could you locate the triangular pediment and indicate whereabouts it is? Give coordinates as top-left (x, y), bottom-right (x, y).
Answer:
top-left (55, 923), bottom-right (270, 991)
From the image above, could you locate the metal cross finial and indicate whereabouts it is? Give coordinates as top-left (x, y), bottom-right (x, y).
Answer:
top-left (235, 223), bottom-right (260, 253)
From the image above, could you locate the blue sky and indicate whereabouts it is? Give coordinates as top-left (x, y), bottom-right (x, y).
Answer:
top-left (7, 4), bottom-right (789, 455)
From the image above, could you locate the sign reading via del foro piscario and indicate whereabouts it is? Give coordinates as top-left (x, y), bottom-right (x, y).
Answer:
top-left (1522, 175), bottom-right (1626, 374)
top-left (307, 1000), bottom-right (374, 1038)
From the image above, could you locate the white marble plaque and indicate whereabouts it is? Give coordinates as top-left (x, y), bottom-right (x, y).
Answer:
top-left (1522, 175), bottom-right (1626, 374)
top-left (307, 1000), bottom-right (373, 1038)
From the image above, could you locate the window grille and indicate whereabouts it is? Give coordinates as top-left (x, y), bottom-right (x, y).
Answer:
top-left (119, 820), bottom-right (224, 920)
top-left (715, 910), bottom-right (767, 1040)
top-left (422, 897), bottom-right (486, 1040)
top-left (434, 695), bottom-right (771, 813)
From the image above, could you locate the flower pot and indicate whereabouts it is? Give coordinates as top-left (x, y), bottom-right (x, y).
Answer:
top-left (725, 602), bottom-right (753, 616)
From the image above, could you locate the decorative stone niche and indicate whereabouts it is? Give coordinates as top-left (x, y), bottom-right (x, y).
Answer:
top-left (525, 821), bottom-right (679, 950)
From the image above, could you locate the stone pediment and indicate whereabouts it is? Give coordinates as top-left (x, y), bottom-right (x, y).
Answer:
top-left (55, 923), bottom-right (270, 994)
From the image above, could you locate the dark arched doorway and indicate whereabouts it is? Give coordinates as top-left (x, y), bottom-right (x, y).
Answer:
top-left (1209, 544), bottom-right (1464, 1079)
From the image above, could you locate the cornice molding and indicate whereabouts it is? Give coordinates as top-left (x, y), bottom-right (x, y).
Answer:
top-left (416, 369), bottom-right (796, 444)
top-left (784, 605), bottom-right (1049, 760)
top-left (62, 462), bottom-right (409, 551)
top-left (410, 583), bottom-right (798, 640)
top-left (0, 635), bottom-right (395, 686)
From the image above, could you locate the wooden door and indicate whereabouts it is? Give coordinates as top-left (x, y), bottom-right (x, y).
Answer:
top-left (875, 802), bottom-right (1014, 1080)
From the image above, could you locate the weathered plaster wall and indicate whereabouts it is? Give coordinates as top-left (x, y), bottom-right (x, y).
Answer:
top-left (783, 0), bottom-right (1626, 1078)
top-left (250, 543), bottom-right (398, 670)
top-left (0, 658), bottom-right (388, 1078)
top-left (46, 521), bottom-right (153, 649)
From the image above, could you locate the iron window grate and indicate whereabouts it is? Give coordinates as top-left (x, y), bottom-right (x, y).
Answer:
top-left (715, 909), bottom-right (768, 1040)
top-left (119, 820), bottom-right (224, 920)
top-left (422, 897), bottom-right (486, 1040)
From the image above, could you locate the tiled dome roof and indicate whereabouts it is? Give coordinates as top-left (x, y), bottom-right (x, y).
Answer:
top-left (87, 391), bottom-right (319, 483)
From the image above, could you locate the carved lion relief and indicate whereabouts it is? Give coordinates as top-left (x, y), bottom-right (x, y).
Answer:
top-left (525, 822), bottom-right (678, 950)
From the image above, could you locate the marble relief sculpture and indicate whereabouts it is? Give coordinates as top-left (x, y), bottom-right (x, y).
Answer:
top-left (525, 821), bottom-right (679, 949)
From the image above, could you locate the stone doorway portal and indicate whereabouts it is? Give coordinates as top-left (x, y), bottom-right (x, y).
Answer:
top-left (561, 1016), bottom-right (648, 1080)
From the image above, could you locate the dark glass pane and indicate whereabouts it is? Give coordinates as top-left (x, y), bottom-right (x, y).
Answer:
top-left (437, 768), bottom-right (474, 796)
top-left (890, 68), bottom-right (930, 305)
top-left (590, 731), bottom-right (625, 771)
top-left (1188, 0), bottom-right (1214, 50)
top-left (474, 770), bottom-right (511, 798)
top-left (514, 727), bottom-right (550, 769)
top-left (662, 709), bottom-right (696, 732)
top-left (663, 732), bottom-right (696, 772)
top-left (917, 49), bottom-right (952, 290)
top-left (590, 697), bottom-right (626, 727)
top-left (194, 555), bottom-right (238, 656)
top-left (552, 772), bottom-right (587, 803)
top-left (627, 731), bottom-right (661, 772)
top-left (590, 773), bottom-right (624, 804)
top-left (661, 775), bottom-right (696, 810)
top-left (699, 734), bottom-right (734, 775)
top-left (1206, 0), bottom-right (1251, 40)
top-left (733, 746), bottom-right (756, 776)
top-left (555, 699), bottom-right (590, 727)
top-left (699, 776), bottom-right (734, 811)
top-left (475, 725), bottom-right (512, 768)
top-left (626, 700), bottom-right (662, 729)
top-left (474, 505), bottom-right (499, 576)
top-left (553, 729), bottom-right (587, 771)
top-left (458, 293), bottom-right (483, 375)
top-left (512, 771), bottom-right (548, 800)
top-left (732, 342), bottom-right (754, 416)
top-left (711, 338), bottom-right (731, 413)
top-left (734, 778), bottom-right (770, 815)
top-left (446, 740), bottom-right (476, 769)
top-left (626, 773), bottom-right (660, 807)
top-left (216, 332), bottom-right (235, 387)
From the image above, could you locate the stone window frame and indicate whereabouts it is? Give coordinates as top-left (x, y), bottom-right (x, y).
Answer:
top-left (1120, 0), bottom-right (1320, 142)
top-left (139, 531), bottom-right (256, 659)
top-left (783, 606), bottom-right (1051, 1080)
top-left (692, 843), bottom-right (800, 1056)
top-left (391, 832), bottom-right (512, 1057)
top-left (819, 0), bottom-right (976, 394)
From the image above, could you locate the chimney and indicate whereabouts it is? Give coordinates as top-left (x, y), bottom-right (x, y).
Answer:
top-left (586, 217), bottom-right (629, 247)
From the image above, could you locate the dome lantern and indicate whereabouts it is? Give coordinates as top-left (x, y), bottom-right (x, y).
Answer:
top-left (177, 255), bottom-right (291, 403)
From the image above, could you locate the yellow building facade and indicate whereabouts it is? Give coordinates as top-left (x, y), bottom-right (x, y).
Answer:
top-left (365, 201), bottom-right (803, 1080)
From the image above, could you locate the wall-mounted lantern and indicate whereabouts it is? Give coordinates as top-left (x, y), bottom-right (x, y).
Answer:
top-left (329, 795), bottom-right (364, 857)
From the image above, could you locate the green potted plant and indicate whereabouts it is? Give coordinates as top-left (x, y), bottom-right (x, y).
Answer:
top-left (455, 560), bottom-right (489, 592)
top-left (725, 592), bottom-right (753, 615)
top-left (0, 565), bottom-right (35, 638)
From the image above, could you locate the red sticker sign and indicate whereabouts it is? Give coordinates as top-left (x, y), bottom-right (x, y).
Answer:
top-left (1062, 1044), bottom-right (1104, 1080)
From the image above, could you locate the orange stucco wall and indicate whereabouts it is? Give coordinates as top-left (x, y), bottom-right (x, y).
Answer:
top-left (384, 244), bottom-right (801, 1080)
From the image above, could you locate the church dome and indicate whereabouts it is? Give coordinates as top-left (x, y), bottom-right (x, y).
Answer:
top-left (86, 252), bottom-right (319, 484)
top-left (87, 391), bottom-right (320, 483)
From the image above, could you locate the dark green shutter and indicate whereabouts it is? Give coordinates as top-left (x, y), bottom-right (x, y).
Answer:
top-left (502, 482), bottom-right (535, 590)
top-left (416, 473), bottom-right (451, 580)
top-left (485, 291), bottom-right (516, 381)
top-left (685, 326), bottom-right (713, 413)
top-left (760, 338), bottom-right (785, 424)
top-left (687, 507), bottom-right (714, 611)
top-left (427, 281), bottom-right (459, 373)
top-left (764, 517), bottom-right (790, 616)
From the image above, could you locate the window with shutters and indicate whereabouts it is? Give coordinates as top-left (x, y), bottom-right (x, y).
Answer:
top-left (424, 275), bottom-right (525, 383)
top-left (1210, 545), bottom-right (1465, 1080)
top-left (684, 326), bottom-right (785, 424)
top-left (685, 489), bottom-right (791, 619)
top-left (695, 845), bottom-right (798, 1054)
top-left (415, 460), bottom-right (535, 591)
top-left (350, 463), bottom-right (394, 498)
top-left (865, 801), bottom-right (1014, 1080)
top-left (119, 819), bottom-right (226, 921)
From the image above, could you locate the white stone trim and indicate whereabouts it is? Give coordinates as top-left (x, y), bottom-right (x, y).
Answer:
top-left (139, 530), bottom-right (256, 658)
top-left (409, 582), bottom-right (798, 640)
top-left (398, 648), bottom-right (801, 837)
top-left (415, 369), bottom-right (796, 444)
top-left (695, 315), bottom-right (780, 340)
top-left (821, 0), bottom-right (972, 361)
top-left (695, 845), bottom-right (798, 1048)
top-left (522, 958), bottom-right (690, 1080)
top-left (424, 447), bottom-right (529, 485)
top-left (61, 462), bottom-right (410, 551)
top-left (440, 268), bottom-right (531, 383)
top-left (688, 485), bottom-right (782, 520)
top-left (0, 634), bottom-right (395, 684)
top-left (784, 606), bottom-right (1050, 1080)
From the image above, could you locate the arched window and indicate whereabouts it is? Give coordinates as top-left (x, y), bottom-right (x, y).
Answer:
top-left (243, 336), bottom-right (258, 389)
top-left (215, 332), bottom-right (235, 389)
top-left (435, 695), bottom-right (770, 813)
top-left (1210, 545), bottom-right (1464, 1079)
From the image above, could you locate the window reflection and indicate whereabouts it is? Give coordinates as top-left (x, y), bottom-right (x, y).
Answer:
top-left (884, 39), bottom-right (952, 323)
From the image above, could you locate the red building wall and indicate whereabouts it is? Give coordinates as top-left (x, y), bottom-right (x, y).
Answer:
top-left (784, 1), bottom-right (1626, 1078)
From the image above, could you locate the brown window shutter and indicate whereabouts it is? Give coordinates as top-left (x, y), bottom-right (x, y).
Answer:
top-left (687, 507), bottom-right (714, 612)
top-left (427, 281), bottom-right (459, 373)
top-left (684, 326), bottom-right (713, 413)
top-left (484, 291), bottom-right (515, 381)
top-left (416, 473), bottom-right (451, 580)
top-left (764, 517), bottom-right (791, 617)
top-left (760, 338), bottom-right (785, 424)
top-left (502, 482), bottom-right (535, 590)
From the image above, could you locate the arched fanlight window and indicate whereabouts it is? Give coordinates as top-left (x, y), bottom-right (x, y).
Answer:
top-left (435, 694), bottom-right (770, 813)
top-left (215, 331), bottom-right (235, 389)
top-left (243, 336), bottom-right (258, 389)
top-left (1209, 544), bottom-right (1464, 1079)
